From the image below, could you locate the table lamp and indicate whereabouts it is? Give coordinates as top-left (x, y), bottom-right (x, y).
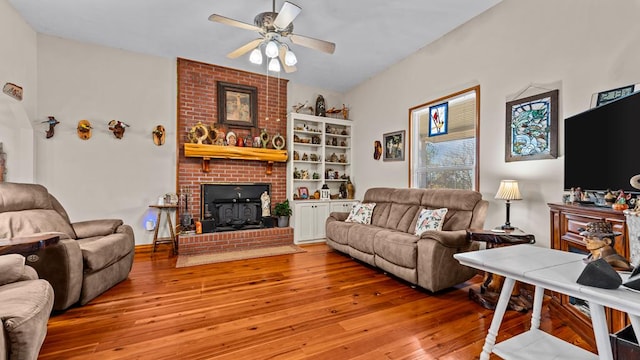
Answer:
top-left (495, 179), bottom-right (522, 230)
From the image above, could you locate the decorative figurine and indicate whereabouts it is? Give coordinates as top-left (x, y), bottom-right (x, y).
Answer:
top-left (260, 129), bottom-right (270, 148)
top-left (42, 116), bottom-right (60, 139)
top-left (108, 120), bottom-right (130, 139)
top-left (580, 221), bottom-right (633, 271)
top-left (315, 95), bottom-right (326, 117)
top-left (374, 140), bottom-right (382, 160)
top-left (152, 125), bottom-right (165, 146)
top-left (77, 120), bottom-right (92, 140)
top-left (260, 191), bottom-right (271, 217)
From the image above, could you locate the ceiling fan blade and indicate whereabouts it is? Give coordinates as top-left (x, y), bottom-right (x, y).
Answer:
top-left (208, 14), bottom-right (261, 32)
top-left (290, 34), bottom-right (336, 54)
top-left (273, 1), bottom-right (301, 30)
top-left (227, 39), bottom-right (263, 59)
top-left (279, 46), bottom-right (297, 73)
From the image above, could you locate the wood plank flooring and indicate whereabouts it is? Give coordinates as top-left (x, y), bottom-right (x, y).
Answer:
top-left (39, 244), bottom-right (595, 359)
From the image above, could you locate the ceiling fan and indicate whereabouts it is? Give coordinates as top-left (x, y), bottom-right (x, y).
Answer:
top-left (208, 0), bottom-right (336, 73)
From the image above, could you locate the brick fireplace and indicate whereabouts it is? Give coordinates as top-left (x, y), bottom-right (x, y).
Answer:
top-left (176, 58), bottom-right (292, 254)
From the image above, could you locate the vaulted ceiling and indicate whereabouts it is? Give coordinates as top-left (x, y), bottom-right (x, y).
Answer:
top-left (9, 0), bottom-right (502, 92)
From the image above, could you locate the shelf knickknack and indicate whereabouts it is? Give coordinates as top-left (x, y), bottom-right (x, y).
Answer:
top-left (184, 143), bottom-right (287, 175)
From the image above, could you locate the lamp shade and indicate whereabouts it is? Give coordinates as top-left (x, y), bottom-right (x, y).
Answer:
top-left (495, 180), bottom-right (522, 200)
top-left (265, 41), bottom-right (279, 58)
top-left (249, 48), bottom-right (263, 65)
top-left (268, 58), bottom-right (281, 72)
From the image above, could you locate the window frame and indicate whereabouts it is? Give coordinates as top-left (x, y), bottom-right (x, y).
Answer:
top-left (408, 85), bottom-right (480, 191)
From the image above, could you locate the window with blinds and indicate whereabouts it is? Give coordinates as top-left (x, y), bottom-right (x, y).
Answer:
top-left (409, 86), bottom-right (479, 190)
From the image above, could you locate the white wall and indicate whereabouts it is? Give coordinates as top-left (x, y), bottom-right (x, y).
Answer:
top-left (346, 0), bottom-right (640, 247)
top-left (288, 83), bottom-right (344, 117)
top-left (36, 35), bottom-right (177, 245)
top-left (0, 0), bottom-right (37, 182)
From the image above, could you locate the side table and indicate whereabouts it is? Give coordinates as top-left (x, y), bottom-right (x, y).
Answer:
top-left (149, 204), bottom-right (178, 254)
top-left (0, 233), bottom-right (61, 259)
top-left (466, 228), bottom-right (535, 312)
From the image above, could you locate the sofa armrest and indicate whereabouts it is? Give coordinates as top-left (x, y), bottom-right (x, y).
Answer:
top-left (419, 229), bottom-right (469, 248)
top-left (72, 219), bottom-right (124, 239)
top-left (328, 212), bottom-right (349, 222)
top-left (26, 239), bottom-right (83, 311)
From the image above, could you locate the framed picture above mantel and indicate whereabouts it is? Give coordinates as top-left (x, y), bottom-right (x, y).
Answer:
top-left (217, 82), bottom-right (258, 129)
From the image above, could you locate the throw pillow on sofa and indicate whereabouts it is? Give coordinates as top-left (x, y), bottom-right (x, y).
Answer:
top-left (415, 208), bottom-right (448, 236)
top-left (345, 202), bottom-right (376, 224)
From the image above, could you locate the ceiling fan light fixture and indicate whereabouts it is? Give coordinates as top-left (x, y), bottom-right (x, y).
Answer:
top-left (265, 40), bottom-right (279, 58)
top-left (284, 48), bottom-right (297, 66)
top-left (249, 48), bottom-right (263, 65)
top-left (268, 58), bottom-right (281, 72)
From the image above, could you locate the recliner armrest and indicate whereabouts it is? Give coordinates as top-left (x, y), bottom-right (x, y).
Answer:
top-left (26, 239), bottom-right (83, 311)
top-left (328, 212), bottom-right (349, 222)
top-left (72, 219), bottom-right (124, 239)
top-left (0, 254), bottom-right (35, 285)
top-left (419, 229), bottom-right (469, 248)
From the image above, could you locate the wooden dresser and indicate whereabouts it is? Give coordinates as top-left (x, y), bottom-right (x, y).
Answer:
top-left (548, 202), bottom-right (630, 348)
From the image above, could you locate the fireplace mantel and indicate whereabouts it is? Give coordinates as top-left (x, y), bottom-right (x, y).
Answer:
top-left (184, 144), bottom-right (288, 174)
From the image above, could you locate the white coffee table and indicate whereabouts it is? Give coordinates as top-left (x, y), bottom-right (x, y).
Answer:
top-left (454, 244), bottom-right (640, 360)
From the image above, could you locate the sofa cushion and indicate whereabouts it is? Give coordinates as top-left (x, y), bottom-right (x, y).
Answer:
top-left (345, 202), bottom-right (376, 224)
top-left (0, 209), bottom-right (76, 240)
top-left (347, 224), bottom-right (385, 254)
top-left (373, 230), bottom-right (419, 269)
top-left (77, 233), bottom-right (133, 272)
top-left (415, 208), bottom-right (448, 236)
top-left (0, 183), bottom-right (51, 212)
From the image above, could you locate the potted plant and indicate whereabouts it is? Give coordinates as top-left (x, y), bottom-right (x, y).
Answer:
top-left (273, 199), bottom-right (292, 227)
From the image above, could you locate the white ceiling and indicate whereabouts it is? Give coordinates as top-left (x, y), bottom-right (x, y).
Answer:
top-left (8, 0), bottom-right (501, 93)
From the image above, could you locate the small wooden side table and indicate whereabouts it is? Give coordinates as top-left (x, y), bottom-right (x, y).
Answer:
top-left (466, 228), bottom-right (535, 312)
top-left (149, 204), bottom-right (178, 254)
top-left (0, 233), bottom-right (61, 256)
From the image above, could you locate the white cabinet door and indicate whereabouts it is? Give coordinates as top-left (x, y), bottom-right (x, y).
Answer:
top-left (294, 201), bottom-right (330, 244)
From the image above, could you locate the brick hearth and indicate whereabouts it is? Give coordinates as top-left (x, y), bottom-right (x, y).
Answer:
top-left (178, 227), bottom-right (294, 255)
top-left (177, 58), bottom-right (290, 254)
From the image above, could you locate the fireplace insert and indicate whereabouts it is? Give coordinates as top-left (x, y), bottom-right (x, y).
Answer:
top-left (201, 183), bottom-right (271, 232)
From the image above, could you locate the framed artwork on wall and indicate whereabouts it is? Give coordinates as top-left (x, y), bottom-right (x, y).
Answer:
top-left (428, 102), bottom-right (448, 137)
top-left (383, 130), bottom-right (405, 162)
top-left (505, 89), bottom-right (559, 162)
top-left (217, 81), bottom-right (258, 128)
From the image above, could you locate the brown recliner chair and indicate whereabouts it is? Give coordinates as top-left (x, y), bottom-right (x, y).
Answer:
top-left (0, 182), bottom-right (135, 311)
top-left (0, 254), bottom-right (54, 360)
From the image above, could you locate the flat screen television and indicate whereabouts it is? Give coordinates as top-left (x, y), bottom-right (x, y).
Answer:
top-left (564, 90), bottom-right (640, 193)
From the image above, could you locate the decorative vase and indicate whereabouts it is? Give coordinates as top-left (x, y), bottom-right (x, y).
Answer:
top-left (346, 179), bottom-right (355, 199)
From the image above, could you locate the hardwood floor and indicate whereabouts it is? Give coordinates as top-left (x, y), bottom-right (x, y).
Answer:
top-left (39, 244), bottom-right (594, 359)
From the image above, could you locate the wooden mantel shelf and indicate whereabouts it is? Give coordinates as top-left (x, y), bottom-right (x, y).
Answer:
top-left (184, 143), bottom-right (288, 174)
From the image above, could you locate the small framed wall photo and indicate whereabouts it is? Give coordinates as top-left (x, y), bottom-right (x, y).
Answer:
top-left (383, 130), bottom-right (405, 162)
top-left (217, 81), bottom-right (258, 128)
top-left (505, 89), bottom-right (558, 162)
top-left (428, 102), bottom-right (448, 137)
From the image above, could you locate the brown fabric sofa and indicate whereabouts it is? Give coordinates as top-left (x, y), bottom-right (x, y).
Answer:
top-left (0, 182), bottom-right (135, 311)
top-left (325, 187), bottom-right (489, 292)
top-left (0, 254), bottom-right (54, 360)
